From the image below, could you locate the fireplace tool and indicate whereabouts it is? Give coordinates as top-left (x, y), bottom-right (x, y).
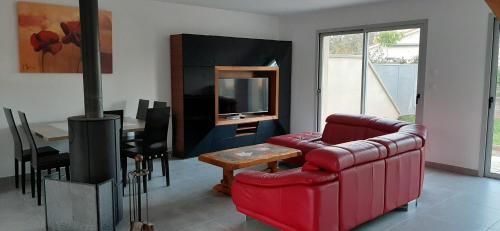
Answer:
top-left (128, 155), bottom-right (155, 231)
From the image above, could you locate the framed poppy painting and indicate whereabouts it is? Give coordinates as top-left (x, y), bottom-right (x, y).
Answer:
top-left (18, 1), bottom-right (113, 73)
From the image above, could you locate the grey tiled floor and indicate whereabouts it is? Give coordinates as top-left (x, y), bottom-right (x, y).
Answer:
top-left (1, 158), bottom-right (500, 231)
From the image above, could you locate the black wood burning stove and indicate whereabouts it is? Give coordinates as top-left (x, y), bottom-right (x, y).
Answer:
top-left (66, 0), bottom-right (123, 225)
top-left (68, 116), bottom-right (123, 223)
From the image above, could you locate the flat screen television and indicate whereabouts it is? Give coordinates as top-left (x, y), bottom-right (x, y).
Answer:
top-left (218, 77), bottom-right (269, 115)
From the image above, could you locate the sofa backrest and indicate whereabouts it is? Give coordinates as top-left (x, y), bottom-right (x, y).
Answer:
top-left (305, 140), bottom-right (388, 173)
top-left (321, 114), bottom-right (410, 145)
top-left (310, 114), bottom-right (427, 172)
top-left (321, 114), bottom-right (374, 144)
top-left (398, 124), bottom-right (427, 145)
top-left (364, 117), bottom-right (409, 138)
top-left (368, 133), bottom-right (423, 157)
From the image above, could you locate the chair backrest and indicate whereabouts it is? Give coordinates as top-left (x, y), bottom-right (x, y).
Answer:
top-left (136, 99), bottom-right (149, 120)
top-left (18, 111), bottom-right (39, 167)
top-left (3, 108), bottom-right (23, 160)
top-left (153, 101), bottom-right (168, 108)
top-left (105, 110), bottom-right (124, 144)
top-left (143, 107), bottom-right (170, 153)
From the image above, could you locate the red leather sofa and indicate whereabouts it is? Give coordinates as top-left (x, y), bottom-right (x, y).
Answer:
top-left (231, 114), bottom-right (427, 231)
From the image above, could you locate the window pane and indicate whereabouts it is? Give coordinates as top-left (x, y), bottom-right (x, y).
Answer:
top-left (365, 29), bottom-right (420, 122)
top-left (320, 33), bottom-right (363, 129)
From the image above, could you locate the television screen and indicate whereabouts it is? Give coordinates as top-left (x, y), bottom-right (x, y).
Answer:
top-left (218, 78), bottom-right (269, 115)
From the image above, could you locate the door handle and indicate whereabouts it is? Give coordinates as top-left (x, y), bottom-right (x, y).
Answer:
top-left (416, 94), bottom-right (421, 104)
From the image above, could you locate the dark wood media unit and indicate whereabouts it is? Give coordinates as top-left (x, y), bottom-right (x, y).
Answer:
top-left (170, 34), bottom-right (292, 158)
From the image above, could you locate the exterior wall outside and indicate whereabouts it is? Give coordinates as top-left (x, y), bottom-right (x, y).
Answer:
top-left (320, 55), bottom-right (400, 129)
top-left (373, 64), bottom-right (418, 116)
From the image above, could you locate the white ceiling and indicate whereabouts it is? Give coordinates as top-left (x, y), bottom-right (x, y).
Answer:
top-left (151, 0), bottom-right (401, 15)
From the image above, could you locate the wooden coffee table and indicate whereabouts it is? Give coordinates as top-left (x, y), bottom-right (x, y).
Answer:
top-left (198, 143), bottom-right (301, 195)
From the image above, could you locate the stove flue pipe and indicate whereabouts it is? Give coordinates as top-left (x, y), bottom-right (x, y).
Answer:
top-left (79, 0), bottom-right (103, 118)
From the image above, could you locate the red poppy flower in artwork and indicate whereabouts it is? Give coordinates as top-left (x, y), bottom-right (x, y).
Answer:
top-left (60, 21), bottom-right (81, 47)
top-left (30, 30), bottom-right (63, 55)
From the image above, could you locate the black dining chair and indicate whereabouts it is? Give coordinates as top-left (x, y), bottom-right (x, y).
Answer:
top-left (150, 101), bottom-right (168, 155)
top-left (3, 108), bottom-right (59, 194)
top-left (153, 101), bottom-right (168, 108)
top-left (129, 99), bottom-right (150, 142)
top-left (18, 111), bottom-right (70, 205)
top-left (122, 107), bottom-right (170, 192)
top-left (136, 99), bottom-right (149, 121)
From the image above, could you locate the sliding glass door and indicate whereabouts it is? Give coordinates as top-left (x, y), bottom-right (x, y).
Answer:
top-left (318, 21), bottom-right (427, 130)
top-left (485, 18), bottom-right (500, 179)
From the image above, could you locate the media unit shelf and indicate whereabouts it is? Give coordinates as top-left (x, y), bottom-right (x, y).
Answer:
top-left (215, 66), bottom-right (279, 126)
top-left (217, 114), bottom-right (278, 126)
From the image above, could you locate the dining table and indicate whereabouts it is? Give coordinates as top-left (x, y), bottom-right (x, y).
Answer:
top-left (31, 117), bottom-right (145, 141)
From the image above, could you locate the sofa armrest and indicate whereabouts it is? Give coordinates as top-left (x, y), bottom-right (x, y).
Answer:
top-left (232, 169), bottom-right (340, 231)
top-left (234, 168), bottom-right (337, 187)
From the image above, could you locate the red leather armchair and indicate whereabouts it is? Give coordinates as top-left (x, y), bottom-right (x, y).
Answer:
top-left (232, 114), bottom-right (427, 231)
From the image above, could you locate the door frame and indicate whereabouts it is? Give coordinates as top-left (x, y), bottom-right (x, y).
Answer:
top-left (483, 15), bottom-right (500, 179)
top-left (314, 20), bottom-right (429, 131)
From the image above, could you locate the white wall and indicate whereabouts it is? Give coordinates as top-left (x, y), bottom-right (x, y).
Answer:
top-left (279, 0), bottom-right (491, 171)
top-left (0, 0), bottom-right (279, 178)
